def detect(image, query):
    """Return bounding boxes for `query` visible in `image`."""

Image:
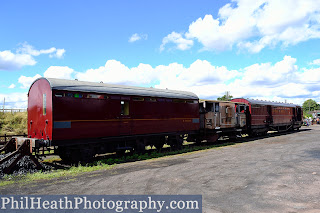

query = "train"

[27,78,303,163]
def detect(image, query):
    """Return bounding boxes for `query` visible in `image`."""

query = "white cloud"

[75,59,239,100]
[17,66,74,90]
[129,33,148,43]
[0,50,36,70]
[298,67,320,83]
[0,43,66,71]
[240,55,298,86]
[8,84,15,89]
[18,43,66,59]
[16,56,320,106]
[49,49,66,59]
[155,60,238,92]
[160,32,194,51]
[18,43,55,56]
[44,66,74,79]
[161,0,320,52]
[75,60,157,86]
[63,57,320,104]
[0,93,28,109]
[309,59,320,65]
[18,74,42,89]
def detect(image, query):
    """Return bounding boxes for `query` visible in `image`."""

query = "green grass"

[0,112,27,135]
[0,162,114,187]
[0,141,236,187]
[90,141,236,166]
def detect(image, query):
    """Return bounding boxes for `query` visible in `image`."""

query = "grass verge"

[0,162,114,187]
[0,141,236,187]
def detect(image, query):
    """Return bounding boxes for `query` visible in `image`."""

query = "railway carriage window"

[173,99,186,103]
[74,93,83,98]
[166,99,173,102]
[121,96,130,101]
[43,94,46,115]
[66,93,73,98]
[215,103,219,112]
[121,101,129,116]
[239,105,245,112]
[133,97,144,101]
[86,94,102,99]
[110,96,121,100]
[87,94,97,98]
[157,98,165,102]
[145,98,156,102]
[205,102,214,112]
[187,100,197,104]
[55,93,64,97]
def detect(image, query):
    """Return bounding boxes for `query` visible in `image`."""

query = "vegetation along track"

[0,128,303,181]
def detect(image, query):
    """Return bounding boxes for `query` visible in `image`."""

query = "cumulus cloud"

[16,56,320,106]
[240,55,298,86]
[161,0,320,52]
[298,67,320,84]
[50,49,66,58]
[224,55,320,103]
[0,50,36,70]
[129,33,148,42]
[18,42,66,59]
[16,66,74,90]
[75,60,157,86]
[8,84,15,89]
[18,74,42,89]
[44,66,74,79]
[309,59,320,65]
[75,59,238,98]
[0,93,28,109]
[160,32,194,51]
[0,43,66,71]
[155,60,239,91]
[54,57,320,104]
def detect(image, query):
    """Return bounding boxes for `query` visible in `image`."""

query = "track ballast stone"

[0,153,52,178]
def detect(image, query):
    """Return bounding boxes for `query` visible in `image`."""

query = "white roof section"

[31,78,199,100]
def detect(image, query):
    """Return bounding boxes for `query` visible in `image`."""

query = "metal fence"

[1,108,27,113]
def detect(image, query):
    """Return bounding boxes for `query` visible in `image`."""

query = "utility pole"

[226,91,230,100]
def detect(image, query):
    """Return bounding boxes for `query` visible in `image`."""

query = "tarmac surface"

[1,125,320,212]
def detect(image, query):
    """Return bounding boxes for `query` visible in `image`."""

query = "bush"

[0,112,27,135]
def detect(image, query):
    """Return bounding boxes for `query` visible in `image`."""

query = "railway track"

[0,129,305,178]
[0,137,52,177]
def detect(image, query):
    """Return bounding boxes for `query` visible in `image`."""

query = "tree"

[217,92,233,101]
[302,99,319,114]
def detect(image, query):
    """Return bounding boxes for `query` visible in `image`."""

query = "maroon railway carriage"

[28,78,200,162]
[231,98,302,136]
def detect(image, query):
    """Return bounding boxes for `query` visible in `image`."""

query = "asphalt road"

[1,125,320,213]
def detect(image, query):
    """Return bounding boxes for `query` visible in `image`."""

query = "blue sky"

[1,0,320,108]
